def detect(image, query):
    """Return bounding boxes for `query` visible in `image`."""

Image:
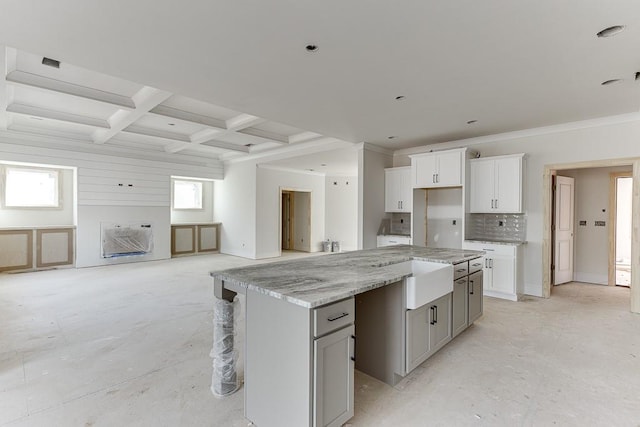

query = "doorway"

[610,173,632,287]
[280,189,311,253]
[543,159,639,314]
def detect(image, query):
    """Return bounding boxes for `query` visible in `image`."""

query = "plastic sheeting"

[101,223,153,258]
[211,297,239,397]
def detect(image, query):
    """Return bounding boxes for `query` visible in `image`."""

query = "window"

[4,167,60,208]
[173,179,203,209]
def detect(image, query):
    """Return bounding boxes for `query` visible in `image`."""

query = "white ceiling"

[1,1,640,173]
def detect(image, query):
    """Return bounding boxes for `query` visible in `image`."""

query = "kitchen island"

[211,245,484,427]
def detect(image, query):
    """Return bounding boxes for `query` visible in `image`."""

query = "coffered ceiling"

[1,1,640,166]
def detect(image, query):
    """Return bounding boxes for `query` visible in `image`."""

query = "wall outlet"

[498,220,504,227]
[452,219,456,225]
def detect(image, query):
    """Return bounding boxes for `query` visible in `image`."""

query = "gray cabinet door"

[314,325,354,427]
[452,277,468,337]
[406,304,430,372]
[429,294,452,352]
[468,271,483,323]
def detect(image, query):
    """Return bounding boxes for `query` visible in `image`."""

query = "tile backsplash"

[466,213,526,242]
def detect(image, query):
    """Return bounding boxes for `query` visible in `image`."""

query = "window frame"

[2,165,62,209]
[172,178,204,210]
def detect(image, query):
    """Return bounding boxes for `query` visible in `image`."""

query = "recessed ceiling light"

[601,79,622,85]
[244,143,254,147]
[307,168,315,171]
[168,123,175,126]
[321,163,327,166]
[597,25,625,38]
[395,96,406,101]
[466,120,478,124]
[305,44,318,52]
[387,136,397,139]
[30,116,44,120]
[42,57,60,68]
[635,72,640,81]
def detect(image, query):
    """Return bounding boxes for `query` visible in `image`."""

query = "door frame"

[609,172,633,286]
[542,158,640,313]
[278,187,312,256]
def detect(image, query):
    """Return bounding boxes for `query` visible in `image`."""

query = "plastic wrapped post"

[211,297,240,397]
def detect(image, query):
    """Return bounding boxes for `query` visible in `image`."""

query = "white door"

[554,175,575,285]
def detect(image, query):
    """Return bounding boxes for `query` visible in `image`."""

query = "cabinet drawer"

[463,241,517,257]
[314,298,355,338]
[469,257,484,274]
[453,261,468,280]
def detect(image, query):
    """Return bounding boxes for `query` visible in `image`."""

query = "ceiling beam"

[93,87,172,144]
[7,103,111,128]
[165,138,250,154]
[0,46,16,130]
[288,131,323,144]
[148,105,227,129]
[6,69,135,109]
[122,124,190,142]
[225,113,265,131]
[238,127,289,144]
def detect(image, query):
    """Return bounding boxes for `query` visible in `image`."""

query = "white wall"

[425,187,463,249]
[393,118,640,297]
[0,163,75,227]
[255,166,325,258]
[563,166,632,285]
[358,146,393,249]
[214,160,257,258]
[325,176,358,251]
[0,132,223,268]
[170,178,214,224]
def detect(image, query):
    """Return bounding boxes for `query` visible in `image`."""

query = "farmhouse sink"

[404,260,454,309]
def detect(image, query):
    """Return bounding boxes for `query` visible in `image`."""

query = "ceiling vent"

[42,57,60,68]
[601,79,622,86]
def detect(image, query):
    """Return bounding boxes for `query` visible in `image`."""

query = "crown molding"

[393,112,640,157]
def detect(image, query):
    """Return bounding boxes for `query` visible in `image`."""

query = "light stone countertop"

[464,239,526,246]
[211,245,484,308]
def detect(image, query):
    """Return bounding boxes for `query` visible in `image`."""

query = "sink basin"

[404,261,453,309]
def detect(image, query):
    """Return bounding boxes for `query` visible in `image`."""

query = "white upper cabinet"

[411,149,464,188]
[385,167,412,212]
[469,154,524,213]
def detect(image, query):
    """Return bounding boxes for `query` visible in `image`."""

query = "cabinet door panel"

[468,271,483,323]
[452,277,468,337]
[495,157,522,213]
[399,168,412,212]
[384,169,400,212]
[314,325,354,427]
[436,151,462,186]
[413,155,438,188]
[489,255,515,294]
[430,294,452,352]
[469,160,495,213]
[406,305,430,372]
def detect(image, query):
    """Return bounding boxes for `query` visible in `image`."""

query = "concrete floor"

[1,254,639,426]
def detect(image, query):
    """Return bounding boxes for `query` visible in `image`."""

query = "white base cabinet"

[377,235,412,247]
[463,241,523,301]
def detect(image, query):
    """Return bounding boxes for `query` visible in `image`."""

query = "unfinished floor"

[1,254,639,426]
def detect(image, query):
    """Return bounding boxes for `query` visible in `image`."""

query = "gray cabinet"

[452,276,468,337]
[468,271,483,323]
[406,303,430,372]
[429,293,452,352]
[314,325,355,427]
[405,293,451,372]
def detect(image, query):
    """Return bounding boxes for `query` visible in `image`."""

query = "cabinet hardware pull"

[470,280,474,295]
[327,312,349,322]
[484,259,488,268]
[434,305,438,324]
[472,262,481,267]
[490,259,494,268]
[495,199,498,209]
[456,268,466,272]
[429,306,435,325]
[351,335,356,362]
[436,173,439,183]
[457,279,466,284]
[432,174,436,183]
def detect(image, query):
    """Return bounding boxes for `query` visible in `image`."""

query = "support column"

[211,279,239,397]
